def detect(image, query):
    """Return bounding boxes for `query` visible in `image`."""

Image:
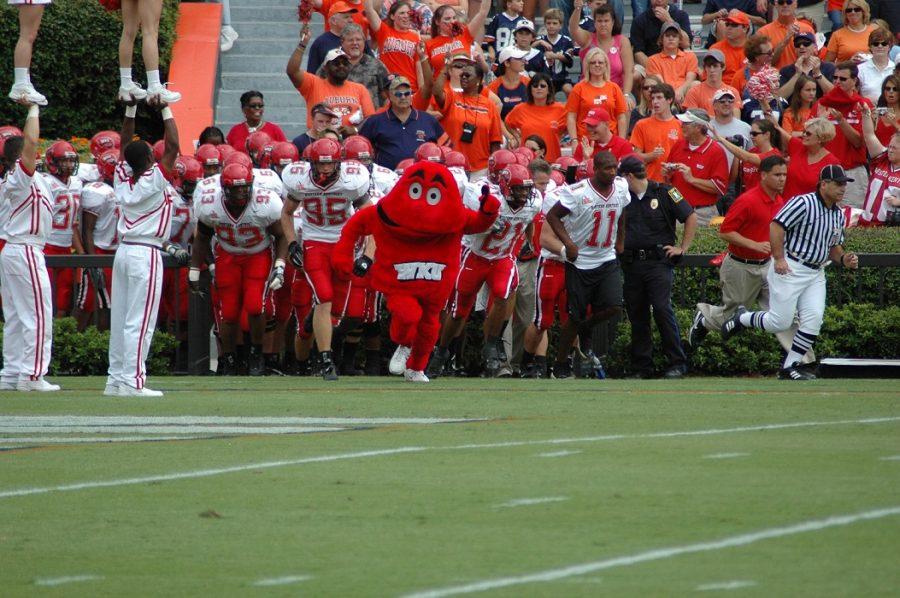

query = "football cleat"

[687,310,708,348]
[777,362,817,381]
[117,80,148,102]
[721,305,747,342]
[17,378,60,392]
[147,83,181,104]
[389,345,411,375]
[426,346,449,379]
[119,386,164,397]
[0,380,18,391]
[8,82,47,106]
[103,383,120,396]
[404,369,430,383]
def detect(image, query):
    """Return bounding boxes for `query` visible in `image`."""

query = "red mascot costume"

[333,162,500,380]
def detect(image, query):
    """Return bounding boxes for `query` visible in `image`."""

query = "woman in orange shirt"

[825,0,877,64]
[425,3,489,75]
[565,47,628,147]
[506,73,569,162]
[364,0,421,91]
[782,74,817,136]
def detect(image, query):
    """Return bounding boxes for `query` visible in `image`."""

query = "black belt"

[729,254,770,266]
[625,248,662,261]
[787,253,823,270]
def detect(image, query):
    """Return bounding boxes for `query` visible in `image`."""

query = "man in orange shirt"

[646,23,699,105]
[629,82,682,183]
[709,10,750,86]
[287,36,375,133]
[758,0,815,70]
[683,50,741,117]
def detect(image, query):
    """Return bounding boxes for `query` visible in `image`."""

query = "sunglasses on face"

[247,103,264,109]
[794,41,812,48]
[871,41,890,47]
[532,83,549,88]
[775,0,793,5]
[845,6,862,13]
[642,85,655,90]
[393,90,413,97]
[750,130,764,136]
[833,75,852,82]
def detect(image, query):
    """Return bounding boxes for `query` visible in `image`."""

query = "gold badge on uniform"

[668,187,684,203]
[650,198,659,209]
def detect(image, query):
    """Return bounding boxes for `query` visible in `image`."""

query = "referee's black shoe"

[721,306,747,342]
[778,362,817,380]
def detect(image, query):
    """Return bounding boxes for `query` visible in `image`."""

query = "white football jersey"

[554,176,630,269]
[463,188,541,260]
[539,185,563,262]
[42,173,82,248]
[195,186,283,255]
[80,181,119,251]
[282,161,370,243]
[77,162,100,184]
[1,161,53,246]
[370,163,399,198]
[114,162,176,248]
[448,166,468,196]
[169,194,194,250]
[253,168,284,197]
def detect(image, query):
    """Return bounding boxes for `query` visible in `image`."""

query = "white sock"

[120,67,133,87]
[14,68,29,86]
[147,70,161,87]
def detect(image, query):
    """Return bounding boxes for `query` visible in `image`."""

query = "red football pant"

[43,243,75,313]
[450,250,519,320]
[214,248,272,322]
[267,262,296,324]
[387,293,443,372]
[291,267,314,339]
[533,258,568,330]
[160,266,189,322]
[76,247,115,312]
[303,240,351,316]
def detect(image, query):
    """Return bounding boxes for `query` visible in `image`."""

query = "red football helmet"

[343,135,374,164]
[217,144,236,162]
[549,169,565,187]
[396,158,414,174]
[514,146,535,162]
[246,131,273,166]
[0,125,23,140]
[488,149,517,182]
[90,130,121,159]
[175,155,203,195]
[577,158,594,181]
[95,149,119,183]
[195,143,222,177]
[439,145,453,161]
[444,151,469,171]
[552,156,579,172]
[498,163,534,207]
[223,150,253,170]
[151,140,166,163]
[221,163,254,209]
[308,138,342,186]
[415,142,443,163]
[45,140,79,179]
[267,142,299,171]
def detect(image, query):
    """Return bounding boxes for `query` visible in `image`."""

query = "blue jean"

[827,9,842,31]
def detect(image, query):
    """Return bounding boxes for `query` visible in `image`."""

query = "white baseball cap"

[498,46,528,63]
[323,48,349,65]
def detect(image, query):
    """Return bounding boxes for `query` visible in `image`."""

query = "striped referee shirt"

[773,191,846,267]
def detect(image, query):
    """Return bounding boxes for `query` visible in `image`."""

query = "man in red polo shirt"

[664,109,728,225]
[573,107,634,163]
[687,155,813,363]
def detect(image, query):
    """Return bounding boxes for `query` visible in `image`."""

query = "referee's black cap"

[819,164,854,183]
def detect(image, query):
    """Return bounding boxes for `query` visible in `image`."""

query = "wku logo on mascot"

[333,161,500,380]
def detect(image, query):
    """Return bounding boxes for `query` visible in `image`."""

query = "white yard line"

[0,436,212,444]
[34,575,102,587]
[880,455,900,461]
[702,453,750,460]
[252,575,313,586]
[401,506,900,598]
[536,450,582,458]
[696,580,757,591]
[1,416,897,500]
[495,497,569,508]
[0,416,483,426]
[0,425,344,435]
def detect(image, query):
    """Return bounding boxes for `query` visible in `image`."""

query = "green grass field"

[1,377,899,597]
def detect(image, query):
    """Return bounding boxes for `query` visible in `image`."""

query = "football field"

[1,377,899,596]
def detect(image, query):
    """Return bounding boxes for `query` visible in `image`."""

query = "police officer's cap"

[617,154,647,177]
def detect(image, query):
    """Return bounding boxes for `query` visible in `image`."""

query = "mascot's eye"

[409,182,423,199]
[426,187,442,205]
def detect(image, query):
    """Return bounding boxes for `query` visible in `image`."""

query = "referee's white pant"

[107,243,163,391]
[0,243,52,384]
[762,258,826,335]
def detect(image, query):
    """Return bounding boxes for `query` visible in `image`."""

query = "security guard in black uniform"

[617,155,698,379]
